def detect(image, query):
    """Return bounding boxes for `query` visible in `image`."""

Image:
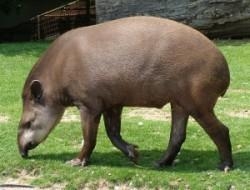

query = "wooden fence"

[30,0,95,40]
[0,0,95,42]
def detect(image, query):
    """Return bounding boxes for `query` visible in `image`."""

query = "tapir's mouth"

[19,142,38,158]
[20,148,28,158]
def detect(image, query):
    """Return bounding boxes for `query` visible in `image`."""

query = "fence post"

[86,0,90,25]
[37,15,41,40]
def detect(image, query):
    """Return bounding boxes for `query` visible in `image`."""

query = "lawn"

[0,40,250,190]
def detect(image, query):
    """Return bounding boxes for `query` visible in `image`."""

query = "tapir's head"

[18,80,65,158]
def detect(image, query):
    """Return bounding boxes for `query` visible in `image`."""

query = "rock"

[96,0,250,38]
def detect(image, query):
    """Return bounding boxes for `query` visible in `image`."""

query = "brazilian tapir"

[17,16,233,170]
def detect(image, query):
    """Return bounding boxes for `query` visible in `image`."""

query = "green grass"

[0,40,250,189]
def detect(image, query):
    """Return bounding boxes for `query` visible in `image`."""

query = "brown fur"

[18,16,232,170]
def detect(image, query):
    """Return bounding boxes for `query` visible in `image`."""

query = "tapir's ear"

[30,80,43,101]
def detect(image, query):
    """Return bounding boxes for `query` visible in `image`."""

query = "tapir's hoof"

[154,161,164,168]
[218,161,233,172]
[154,160,173,168]
[66,158,88,167]
[127,145,139,164]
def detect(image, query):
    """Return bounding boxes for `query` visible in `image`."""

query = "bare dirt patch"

[227,109,250,118]
[0,114,9,123]
[228,89,250,94]
[61,107,171,122]
[0,170,37,189]
[125,107,171,121]
[82,179,149,190]
[61,109,80,123]
[0,169,66,190]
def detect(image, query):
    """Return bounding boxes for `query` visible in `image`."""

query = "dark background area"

[0,0,95,42]
[0,0,72,28]
[1,0,250,42]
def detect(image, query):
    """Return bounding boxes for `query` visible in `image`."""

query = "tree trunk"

[95,0,250,38]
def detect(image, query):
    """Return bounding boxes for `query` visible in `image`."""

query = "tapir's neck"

[58,88,74,107]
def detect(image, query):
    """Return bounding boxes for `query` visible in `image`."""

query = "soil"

[0,115,9,123]
[125,107,171,121]
[61,110,80,122]
[227,110,250,118]
[61,107,171,123]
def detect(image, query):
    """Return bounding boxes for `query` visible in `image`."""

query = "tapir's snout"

[19,147,28,158]
[18,128,39,159]
[18,139,29,158]
[19,141,39,158]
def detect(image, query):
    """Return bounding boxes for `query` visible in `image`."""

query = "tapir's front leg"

[103,107,139,163]
[67,106,101,166]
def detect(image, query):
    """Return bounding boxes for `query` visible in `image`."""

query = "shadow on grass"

[0,41,50,57]
[29,149,250,172]
[215,39,250,47]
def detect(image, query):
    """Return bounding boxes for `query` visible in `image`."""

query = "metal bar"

[37,16,40,40]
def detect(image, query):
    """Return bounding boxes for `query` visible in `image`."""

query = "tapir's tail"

[219,52,230,98]
[220,66,230,97]
[220,88,228,97]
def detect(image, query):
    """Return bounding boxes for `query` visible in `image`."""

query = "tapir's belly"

[95,76,172,108]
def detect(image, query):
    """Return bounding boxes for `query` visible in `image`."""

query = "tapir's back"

[60,16,228,106]
[28,16,229,107]
[60,16,226,80]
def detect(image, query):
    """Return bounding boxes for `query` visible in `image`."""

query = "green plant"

[0,40,249,189]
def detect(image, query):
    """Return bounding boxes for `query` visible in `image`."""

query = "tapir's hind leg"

[156,103,189,167]
[178,82,233,170]
[103,106,139,163]
[192,111,233,170]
